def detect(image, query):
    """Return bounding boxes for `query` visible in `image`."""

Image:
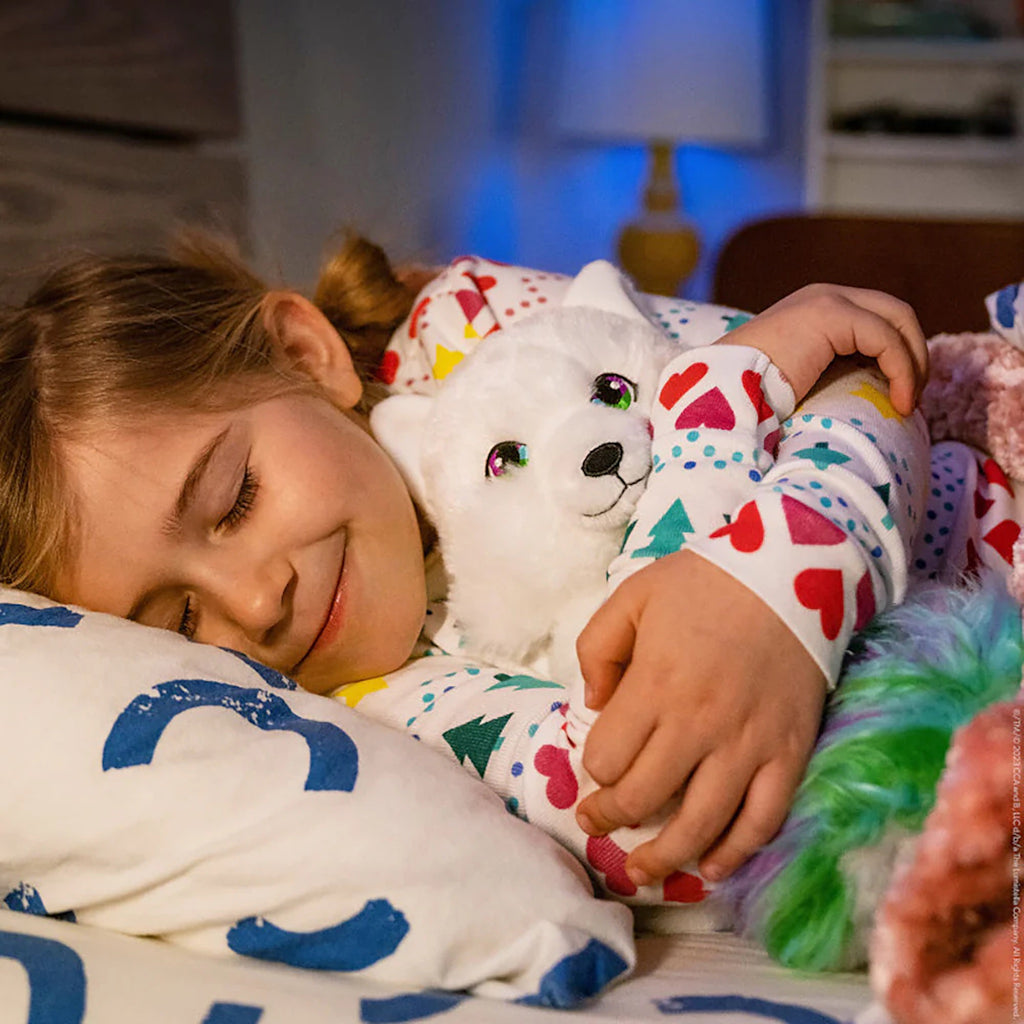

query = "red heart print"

[742,370,773,423]
[975,490,995,520]
[659,362,708,410]
[470,273,496,292]
[585,835,636,897]
[982,457,1014,494]
[983,519,1020,565]
[709,501,764,553]
[377,349,399,385]
[794,568,845,640]
[854,571,876,630]
[675,388,736,431]
[763,428,781,458]
[534,745,579,810]
[455,288,485,322]
[662,871,708,903]
[782,495,846,545]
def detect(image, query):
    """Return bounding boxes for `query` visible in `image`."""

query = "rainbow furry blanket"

[724,572,1021,970]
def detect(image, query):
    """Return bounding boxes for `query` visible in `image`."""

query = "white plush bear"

[371,260,676,680]
[370,260,732,928]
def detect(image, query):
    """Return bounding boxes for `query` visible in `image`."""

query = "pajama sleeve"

[609,347,931,688]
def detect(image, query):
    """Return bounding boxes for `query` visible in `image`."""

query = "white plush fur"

[371,261,677,674]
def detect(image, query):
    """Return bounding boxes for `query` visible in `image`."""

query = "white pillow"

[0,589,634,1005]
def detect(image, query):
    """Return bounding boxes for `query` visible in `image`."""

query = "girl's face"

[53,296,428,694]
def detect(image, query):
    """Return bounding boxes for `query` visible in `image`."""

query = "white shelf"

[825,131,1024,163]
[806,1,1024,217]
[828,36,1024,65]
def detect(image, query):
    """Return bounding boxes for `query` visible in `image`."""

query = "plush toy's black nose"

[581,441,623,478]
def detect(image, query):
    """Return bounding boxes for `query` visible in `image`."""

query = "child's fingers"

[847,311,920,415]
[819,298,920,415]
[830,286,929,400]
[623,754,750,885]
[576,595,636,711]
[578,679,657,790]
[578,719,701,835]
[697,758,801,881]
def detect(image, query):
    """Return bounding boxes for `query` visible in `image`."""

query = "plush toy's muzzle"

[540,399,653,527]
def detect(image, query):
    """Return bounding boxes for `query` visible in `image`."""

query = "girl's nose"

[203,554,294,647]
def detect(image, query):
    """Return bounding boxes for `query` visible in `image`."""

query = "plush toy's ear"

[369,394,433,512]
[561,259,655,325]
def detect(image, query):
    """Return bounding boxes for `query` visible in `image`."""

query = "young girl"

[0,234,1009,892]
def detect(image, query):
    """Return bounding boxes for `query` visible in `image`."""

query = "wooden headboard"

[0,0,246,300]
[712,214,1024,337]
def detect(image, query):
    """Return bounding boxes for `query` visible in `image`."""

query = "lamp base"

[616,140,700,298]
[618,214,699,298]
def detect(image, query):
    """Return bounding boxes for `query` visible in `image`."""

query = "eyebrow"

[162,427,232,536]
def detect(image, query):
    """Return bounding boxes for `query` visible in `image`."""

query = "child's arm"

[575,288,931,887]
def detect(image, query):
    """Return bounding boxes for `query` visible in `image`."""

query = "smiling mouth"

[583,470,650,519]
[300,543,349,667]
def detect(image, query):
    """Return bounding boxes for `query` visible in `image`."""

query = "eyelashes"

[178,597,197,639]
[176,463,259,639]
[218,465,259,531]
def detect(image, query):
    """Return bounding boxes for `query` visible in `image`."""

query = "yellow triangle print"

[464,322,480,340]
[433,344,465,380]
[851,381,902,420]
[334,676,388,708]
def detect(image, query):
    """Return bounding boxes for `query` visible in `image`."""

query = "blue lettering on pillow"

[516,939,630,1008]
[359,991,465,1023]
[201,1004,264,1024]
[0,930,86,1024]
[227,899,409,971]
[102,679,358,792]
[654,993,844,1023]
[3,883,76,923]
[0,604,82,628]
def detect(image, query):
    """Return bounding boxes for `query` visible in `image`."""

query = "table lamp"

[556,0,768,296]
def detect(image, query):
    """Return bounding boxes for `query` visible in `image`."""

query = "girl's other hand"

[717,283,928,415]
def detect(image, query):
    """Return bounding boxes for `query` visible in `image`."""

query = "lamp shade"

[556,0,769,145]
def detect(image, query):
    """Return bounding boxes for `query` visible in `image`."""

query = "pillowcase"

[0,588,634,1006]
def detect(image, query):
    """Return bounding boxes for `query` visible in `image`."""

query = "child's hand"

[717,284,928,415]
[575,550,827,885]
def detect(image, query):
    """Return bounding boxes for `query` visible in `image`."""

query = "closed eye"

[218,465,259,531]
[177,596,197,639]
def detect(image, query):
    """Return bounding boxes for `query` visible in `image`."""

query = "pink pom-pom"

[870,698,1021,1024]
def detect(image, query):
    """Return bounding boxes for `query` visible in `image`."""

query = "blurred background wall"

[238,0,811,299]
[1,0,1020,302]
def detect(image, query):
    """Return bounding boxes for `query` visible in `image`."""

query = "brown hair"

[0,231,415,595]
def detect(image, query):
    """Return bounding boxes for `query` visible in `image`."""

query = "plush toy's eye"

[591,373,637,411]
[485,441,529,478]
